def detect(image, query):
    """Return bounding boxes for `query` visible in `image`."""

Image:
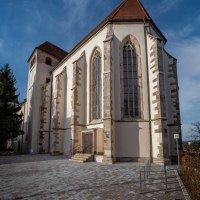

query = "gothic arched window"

[91,49,102,120]
[122,39,141,118]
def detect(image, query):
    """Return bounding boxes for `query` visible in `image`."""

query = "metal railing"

[139,161,177,194]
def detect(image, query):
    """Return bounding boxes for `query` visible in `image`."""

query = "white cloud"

[165,24,194,41]
[167,38,200,137]
[175,39,200,112]
[62,0,91,28]
[153,0,182,14]
[165,13,200,41]
[172,38,200,77]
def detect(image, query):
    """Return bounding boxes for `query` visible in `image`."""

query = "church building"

[18,0,181,163]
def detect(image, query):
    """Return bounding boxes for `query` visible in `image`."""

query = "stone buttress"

[102,25,115,163]
[147,33,169,163]
[71,53,86,154]
[52,68,66,154]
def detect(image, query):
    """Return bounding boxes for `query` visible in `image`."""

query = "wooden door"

[84,133,93,154]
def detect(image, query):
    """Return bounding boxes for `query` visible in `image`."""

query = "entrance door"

[84,133,93,154]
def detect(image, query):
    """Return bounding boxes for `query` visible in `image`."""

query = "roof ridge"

[109,0,129,19]
[37,41,68,54]
[28,41,68,62]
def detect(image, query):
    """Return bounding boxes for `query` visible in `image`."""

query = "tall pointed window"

[122,40,140,118]
[91,50,102,120]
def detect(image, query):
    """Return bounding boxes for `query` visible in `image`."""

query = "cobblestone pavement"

[0,155,186,200]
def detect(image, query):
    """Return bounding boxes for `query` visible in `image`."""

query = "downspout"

[48,72,53,153]
[143,19,153,163]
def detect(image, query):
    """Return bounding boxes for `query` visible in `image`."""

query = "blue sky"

[0,0,200,140]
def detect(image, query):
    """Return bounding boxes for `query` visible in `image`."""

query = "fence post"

[164,165,168,193]
[144,166,146,184]
[140,170,142,193]
[147,163,148,179]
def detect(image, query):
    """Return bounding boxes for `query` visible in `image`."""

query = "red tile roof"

[107,0,151,20]
[28,41,68,62]
[53,0,166,71]
[37,41,68,60]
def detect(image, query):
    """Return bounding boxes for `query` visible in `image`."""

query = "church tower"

[25,42,67,154]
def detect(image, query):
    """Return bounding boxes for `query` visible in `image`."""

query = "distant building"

[18,0,181,163]
[13,99,27,153]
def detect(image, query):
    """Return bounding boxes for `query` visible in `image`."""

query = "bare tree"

[189,121,200,141]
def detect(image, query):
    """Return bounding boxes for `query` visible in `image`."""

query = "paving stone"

[0,155,187,200]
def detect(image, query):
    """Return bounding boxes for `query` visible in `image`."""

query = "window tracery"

[91,49,102,120]
[122,39,140,118]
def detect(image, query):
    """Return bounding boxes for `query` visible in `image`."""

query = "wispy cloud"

[167,38,200,139]
[166,24,194,41]
[165,14,200,41]
[172,38,200,77]
[153,0,182,15]
[62,0,91,28]
[175,38,200,110]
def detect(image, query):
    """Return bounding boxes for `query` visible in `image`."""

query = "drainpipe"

[48,72,53,153]
[144,19,153,163]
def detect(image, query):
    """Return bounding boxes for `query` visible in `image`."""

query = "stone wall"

[165,53,182,159]
[147,33,169,162]
[39,81,51,153]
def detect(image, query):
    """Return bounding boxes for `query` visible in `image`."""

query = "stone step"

[69,159,85,163]
[71,156,87,161]
[70,154,94,163]
[74,153,92,156]
[73,155,91,159]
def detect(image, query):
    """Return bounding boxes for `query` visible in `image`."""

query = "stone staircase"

[69,154,94,163]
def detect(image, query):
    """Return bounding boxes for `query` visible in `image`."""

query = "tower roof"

[28,41,68,62]
[37,41,68,60]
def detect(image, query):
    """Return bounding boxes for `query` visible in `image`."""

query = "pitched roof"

[107,0,151,20]
[37,41,68,60]
[53,0,166,70]
[28,41,68,62]
[72,0,153,52]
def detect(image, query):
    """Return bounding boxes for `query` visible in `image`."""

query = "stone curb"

[175,170,191,200]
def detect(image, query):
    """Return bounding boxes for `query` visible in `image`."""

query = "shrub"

[179,151,200,200]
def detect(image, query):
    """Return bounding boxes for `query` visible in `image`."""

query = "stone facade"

[39,80,51,153]
[19,0,181,164]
